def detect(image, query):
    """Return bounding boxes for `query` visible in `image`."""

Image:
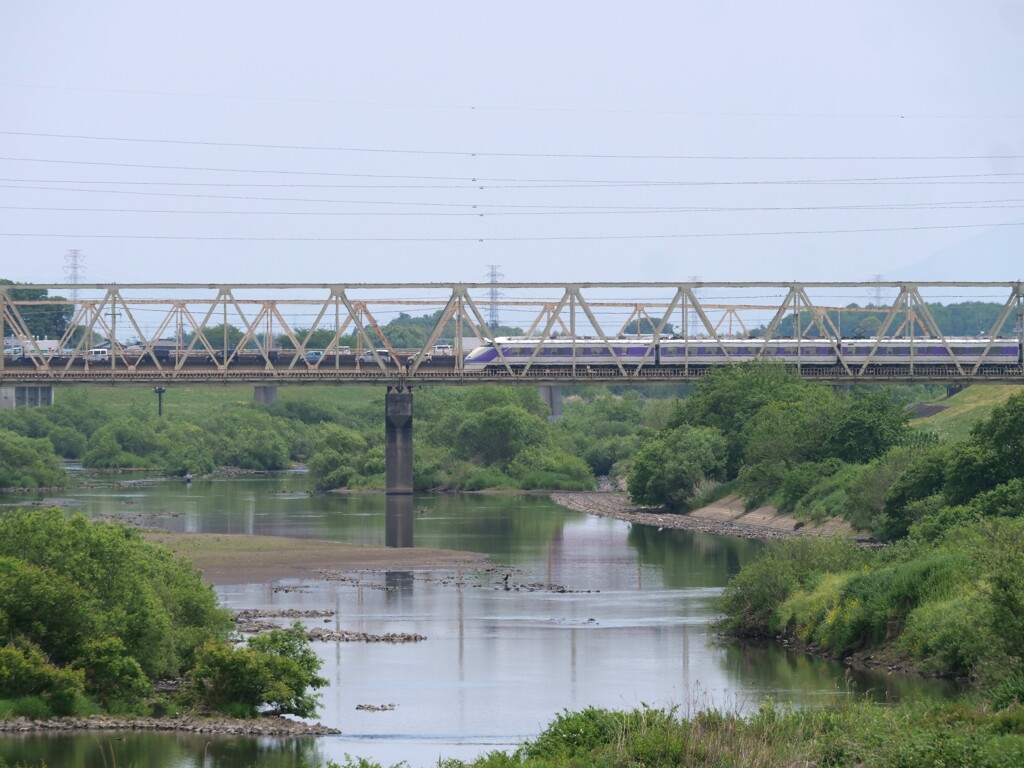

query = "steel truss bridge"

[2,281,1023,386]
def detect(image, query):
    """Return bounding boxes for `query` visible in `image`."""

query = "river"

[0,473,959,767]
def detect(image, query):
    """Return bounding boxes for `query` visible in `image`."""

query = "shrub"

[715,556,798,637]
[72,637,151,709]
[897,594,990,676]
[717,538,867,639]
[187,625,327,718]
[0,642,85,716]
[0,430,64,488]
[823,551,972,654]
[777,572,851,646]
[628,425,728,509]
[519,707,622,760]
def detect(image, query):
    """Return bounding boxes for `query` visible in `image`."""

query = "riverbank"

[0,714,339,735]
[550,491,855,541]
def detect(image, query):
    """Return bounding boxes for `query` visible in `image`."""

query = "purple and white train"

[463,337,1023,371]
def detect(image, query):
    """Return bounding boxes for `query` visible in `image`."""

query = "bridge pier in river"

[385,386,414,547]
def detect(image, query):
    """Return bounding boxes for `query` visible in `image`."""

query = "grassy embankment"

[911,383,1020,441]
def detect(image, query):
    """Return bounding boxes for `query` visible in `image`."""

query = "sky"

[1,1,1023,288]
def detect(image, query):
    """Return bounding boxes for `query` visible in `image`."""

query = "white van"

[86,348,110,363]
[358,349,392,364]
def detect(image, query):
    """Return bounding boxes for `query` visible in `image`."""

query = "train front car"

[463,341,499,371]
[463,337,656,371]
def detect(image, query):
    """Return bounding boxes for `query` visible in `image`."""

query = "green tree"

[0,509,231,682]
[627,425,728,508]
[307,424,367,489]
[671,364,811,474]
[825,389,909,463]
[456,405,547,464]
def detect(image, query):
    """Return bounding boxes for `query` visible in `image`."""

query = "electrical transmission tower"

[486,265,503,328]
[870,274,883,307]
[63,249,85,302]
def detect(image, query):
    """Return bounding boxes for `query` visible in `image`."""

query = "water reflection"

[717,639,965,704]
[0,733,325,768]
[385,493,414,547]
[386,570,414,594]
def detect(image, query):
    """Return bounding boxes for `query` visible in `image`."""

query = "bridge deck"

[1,364,1021,386]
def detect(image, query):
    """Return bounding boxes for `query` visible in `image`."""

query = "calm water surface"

[0,473,959,767]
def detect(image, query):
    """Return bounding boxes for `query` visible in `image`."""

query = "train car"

[658,338,838,365]
[463,336,1023,372]
[841,339,1021,366]
[463,338,654,370]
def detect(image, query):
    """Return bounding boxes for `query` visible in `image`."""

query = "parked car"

[305,350,324,363]
[358,349,392,364]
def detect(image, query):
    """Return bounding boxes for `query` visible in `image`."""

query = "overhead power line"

[2,158,1023,188]
[4,200,1024,216]
[2,221,1023,242]
[8,183,1024,213]
[2,130,1023,161]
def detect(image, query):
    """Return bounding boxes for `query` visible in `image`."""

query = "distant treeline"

[769,301,1020,339]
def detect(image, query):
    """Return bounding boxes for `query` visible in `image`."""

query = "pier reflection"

[385,493,414,548]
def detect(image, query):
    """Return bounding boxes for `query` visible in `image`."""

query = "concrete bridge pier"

[253,385,278,404]
[539,385,563,421]
[0,385,53,409]
[385,385,414,547]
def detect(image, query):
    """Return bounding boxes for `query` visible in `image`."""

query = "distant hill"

[885,223,1024,282]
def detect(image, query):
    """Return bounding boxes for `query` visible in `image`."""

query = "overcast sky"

[1,1,1022,287]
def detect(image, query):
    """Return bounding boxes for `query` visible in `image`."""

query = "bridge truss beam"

[1,281,1022,386]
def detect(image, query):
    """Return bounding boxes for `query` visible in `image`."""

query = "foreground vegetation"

[3,699,1023,767]
[457,702,1024,768]
[0,508,326,720]
[710,381,1024,695]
